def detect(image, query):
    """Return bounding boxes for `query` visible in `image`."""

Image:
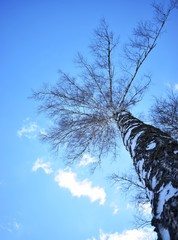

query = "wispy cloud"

[126,203,134,210]
[89,228,156,240]
[164,82,178,91]
[14,222,21,231]
[17,118,46,139]
[126,202,151,216]
[174,83,178,90]
[55,169,106,205]
[110,202,119,215]
[17,122,38,138]
[0,220,22,233]
[78,154,96,167]
[32,158,53,174]
[138,202,152,215]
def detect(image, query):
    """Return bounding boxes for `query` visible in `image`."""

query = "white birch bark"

[115,111,178,240]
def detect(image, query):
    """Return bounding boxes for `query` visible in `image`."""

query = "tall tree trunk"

[115,111,178,240]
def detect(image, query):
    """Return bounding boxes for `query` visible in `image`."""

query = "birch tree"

[110,89,178,229]
[32,1,178,239]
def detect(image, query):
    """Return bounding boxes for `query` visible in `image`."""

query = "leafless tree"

[32,2,174,164]
[32,1,178,239]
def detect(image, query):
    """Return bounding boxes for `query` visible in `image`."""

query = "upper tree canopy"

[150,90,178,140]
[32,1,178,164]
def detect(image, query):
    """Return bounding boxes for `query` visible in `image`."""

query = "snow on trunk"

[115,111,178,240]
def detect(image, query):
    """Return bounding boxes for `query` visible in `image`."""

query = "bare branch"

[109,169,152,229]
[150,89,178,139]
[119,1,176,109]
[90,18,120,109]
[32,1,176,163]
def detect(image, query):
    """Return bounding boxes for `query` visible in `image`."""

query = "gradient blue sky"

[1,0,178,239]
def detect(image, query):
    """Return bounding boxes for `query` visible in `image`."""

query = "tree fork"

[115,111,178,240]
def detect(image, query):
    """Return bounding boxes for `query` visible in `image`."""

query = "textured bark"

[115,111,178,240]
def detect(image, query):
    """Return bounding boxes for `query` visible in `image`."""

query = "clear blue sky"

[1,0,178,239]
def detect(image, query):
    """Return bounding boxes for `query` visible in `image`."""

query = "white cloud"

[138,202,152,215]
[55,169,106,205]
[174,83,178,90]
[0,224,12,233]
[126,202,151,216]
[126,203,134,210]
[17,119,46,139]
[32,158,53,174]
[110,202,119,215]
[0,220,22,233]
[17,122,38,138]
[78,154,96,167]
[97,228,156,240]
[14,222,21,231]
